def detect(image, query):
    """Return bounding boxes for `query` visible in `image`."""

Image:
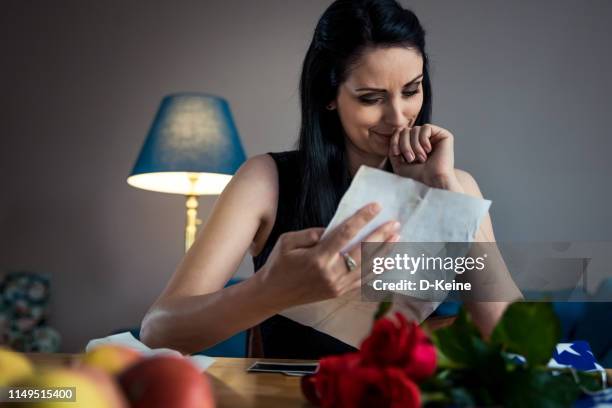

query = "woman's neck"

[345,139,387,177]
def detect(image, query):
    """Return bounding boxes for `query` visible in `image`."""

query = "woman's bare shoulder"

[235,154,278,190]
[454,168,483,198]
[233,154,279,255]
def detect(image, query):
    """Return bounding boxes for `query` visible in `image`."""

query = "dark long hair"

[297,0,432,229]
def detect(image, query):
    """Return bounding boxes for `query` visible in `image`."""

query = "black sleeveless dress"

[252,151,357,359]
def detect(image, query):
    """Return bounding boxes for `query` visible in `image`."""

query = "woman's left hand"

[387,124,458,188]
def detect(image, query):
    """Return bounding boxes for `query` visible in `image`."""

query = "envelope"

[280,166,491,347]
[85,332,215,372]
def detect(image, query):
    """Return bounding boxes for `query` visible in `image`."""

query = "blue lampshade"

[127,93,246,195]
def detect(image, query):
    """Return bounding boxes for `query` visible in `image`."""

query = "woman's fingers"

[340,220,400,267]
[319,202,381,255]
[427,124,453,145]
[360,232,401,285]
[399,128,415,162]
[340,233,400,296]
[390,128,402,156]
[337,272,363,295]
[400,126,431,163]
[410,127,427,163]
[419,124,433,153]
[282,227,325,249]
[364,220,400,244]
[395,124,441,164]
[333,221,400,293]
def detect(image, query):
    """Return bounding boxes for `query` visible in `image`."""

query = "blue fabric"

[550,279,612,368]
[575,388,612,408]
[551,341,600,371]
[130,94,246,177]
[555,302,612,368]
[431,301,462,317]
[549,341,610,408]
[505,340,609,407]
[552,341,610,408]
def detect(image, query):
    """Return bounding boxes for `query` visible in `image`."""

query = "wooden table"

[24,317,458,407]
[26,348,612,407]
[28,317,454,408]
[206,357,313,407]
[26,354,313,407]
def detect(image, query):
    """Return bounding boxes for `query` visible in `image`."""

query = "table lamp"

[127,93,246,252]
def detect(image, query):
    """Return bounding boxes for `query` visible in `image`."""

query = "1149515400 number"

[0,387,75,402]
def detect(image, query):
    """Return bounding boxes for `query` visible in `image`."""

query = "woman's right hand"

[256,202,400,310]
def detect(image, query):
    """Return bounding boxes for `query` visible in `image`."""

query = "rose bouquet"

[301,311,436,407]
[301,302,607,407]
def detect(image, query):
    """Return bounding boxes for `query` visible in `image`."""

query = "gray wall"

[1,0,610,352]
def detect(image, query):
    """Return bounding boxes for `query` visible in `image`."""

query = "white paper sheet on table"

[85,332,215,372]
[280,166,491,348]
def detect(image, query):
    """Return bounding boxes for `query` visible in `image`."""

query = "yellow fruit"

[80,345,142,375]
[15,366,128,408]
[0,347,34,386]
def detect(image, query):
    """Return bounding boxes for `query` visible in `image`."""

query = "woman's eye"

[359,97,383,105]
[359,90,419,105]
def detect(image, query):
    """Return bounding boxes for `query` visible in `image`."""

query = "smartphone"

[247,361,319,376]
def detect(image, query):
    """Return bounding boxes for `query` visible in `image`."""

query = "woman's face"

[334,46,424,161]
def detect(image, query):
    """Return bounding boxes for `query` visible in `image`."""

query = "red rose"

[360,312,436,381]
[301,313,435,407]
[303,355,420,408]
[301,374,320,406]
[336,366,420,408]
[404,324,437,382]
[303,353,361,407]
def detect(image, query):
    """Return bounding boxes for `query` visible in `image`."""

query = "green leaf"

[448,387,476,407]
[373,300,392,320]
[429,308,489,367]
[426,303,580,407]
[491,303,561,366]
[434,347,461,370]
[575,370,605,393]
[504,369,581,408]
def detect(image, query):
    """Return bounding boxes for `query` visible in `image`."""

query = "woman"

[140,0,510,358]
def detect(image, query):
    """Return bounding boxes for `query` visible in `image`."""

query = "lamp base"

[185,195,201,252]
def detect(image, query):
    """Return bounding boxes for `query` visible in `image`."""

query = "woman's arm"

[446,169,522,338]
[140,155,400,354]
[140,154,282,353]
[387,125,521,337]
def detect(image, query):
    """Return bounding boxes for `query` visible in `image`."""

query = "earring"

[326,104,335,110]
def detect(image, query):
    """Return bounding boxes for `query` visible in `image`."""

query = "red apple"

[118,355,215,408]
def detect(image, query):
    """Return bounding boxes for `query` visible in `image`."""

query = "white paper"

[280,166,491,348]
[85,332,215,372]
